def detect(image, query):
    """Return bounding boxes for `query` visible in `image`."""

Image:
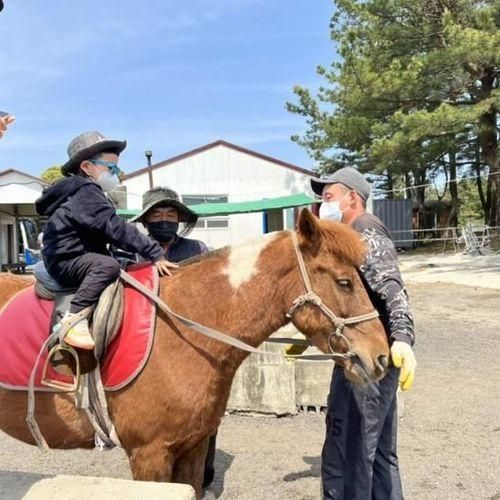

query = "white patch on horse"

[223,233,278,290]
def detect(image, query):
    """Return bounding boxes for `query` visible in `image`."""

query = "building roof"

[118,192,314,218]
[0,168,47,186]
[122,140,317,180]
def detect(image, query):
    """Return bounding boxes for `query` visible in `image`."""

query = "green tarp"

[118,192,315,218]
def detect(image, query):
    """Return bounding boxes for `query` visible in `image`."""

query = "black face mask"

[147,221,179,243]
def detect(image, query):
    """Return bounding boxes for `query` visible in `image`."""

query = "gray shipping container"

[372,199,413,249]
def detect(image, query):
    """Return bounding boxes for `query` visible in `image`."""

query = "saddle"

[32,261,125,378]
[0,263,158,393]
[9,263,157,451]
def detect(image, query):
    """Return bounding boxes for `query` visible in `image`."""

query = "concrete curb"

[0,472,195,500]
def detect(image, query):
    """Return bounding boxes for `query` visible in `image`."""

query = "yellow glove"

[285,343,308,357]
[284,332,309,358]
[391,341,416,391]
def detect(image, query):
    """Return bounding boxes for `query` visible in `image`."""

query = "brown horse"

[0,210,389,497]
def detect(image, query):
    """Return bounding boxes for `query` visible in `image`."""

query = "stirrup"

[41,344,81,392]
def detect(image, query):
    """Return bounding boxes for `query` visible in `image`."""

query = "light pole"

[145,150,153,189]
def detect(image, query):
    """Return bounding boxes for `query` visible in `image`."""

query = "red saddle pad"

[0,264,158,392]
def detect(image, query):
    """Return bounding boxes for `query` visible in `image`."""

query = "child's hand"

[155,258,178,276]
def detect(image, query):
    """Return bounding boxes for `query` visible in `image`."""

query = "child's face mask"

[95,170,120,192]
[87,158,121,193]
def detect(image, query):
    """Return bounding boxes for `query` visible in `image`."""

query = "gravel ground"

[1,282,499,499]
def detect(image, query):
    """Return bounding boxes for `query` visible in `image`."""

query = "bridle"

[286,231,379,361]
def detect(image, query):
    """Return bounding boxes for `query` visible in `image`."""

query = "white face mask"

[95,170,120,192]
[319,200,343,221]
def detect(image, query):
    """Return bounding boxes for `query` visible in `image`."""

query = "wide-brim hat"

[130,186,198,225]
[61,130,127,176]
[310,167,371,201]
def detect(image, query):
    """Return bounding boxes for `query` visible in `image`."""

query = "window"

[183,194,229,229]
[207,219,228,228]
[183,194,228,206]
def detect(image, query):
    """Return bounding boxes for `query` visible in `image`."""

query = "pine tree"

[288,0,500,225]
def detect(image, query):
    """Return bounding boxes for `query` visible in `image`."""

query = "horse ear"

[297,208,321,254]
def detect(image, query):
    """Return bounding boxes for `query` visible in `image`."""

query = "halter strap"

[287,231,379,357]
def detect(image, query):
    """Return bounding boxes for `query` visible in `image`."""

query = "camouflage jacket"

[352,213,415,346]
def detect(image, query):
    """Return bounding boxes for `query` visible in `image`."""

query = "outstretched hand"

[0,115,15,139]
[155,258,179,276]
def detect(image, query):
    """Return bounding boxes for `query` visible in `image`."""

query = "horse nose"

[377,354,389,371]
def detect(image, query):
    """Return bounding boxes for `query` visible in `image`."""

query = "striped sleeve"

[359,228,415,346]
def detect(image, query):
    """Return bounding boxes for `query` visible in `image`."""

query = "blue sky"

[0,0,336,177]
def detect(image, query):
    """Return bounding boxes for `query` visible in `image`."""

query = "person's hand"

[154,258,178,276]
[391,341,416,391]
[0,115,15,139]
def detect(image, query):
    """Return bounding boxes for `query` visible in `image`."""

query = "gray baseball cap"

[310,167,371,201]
[61,131,127,176]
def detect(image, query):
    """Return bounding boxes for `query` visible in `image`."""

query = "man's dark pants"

[46,252,121,313]
[321,365,403,500]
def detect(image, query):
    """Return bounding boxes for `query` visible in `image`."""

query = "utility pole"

[145,150,153,189]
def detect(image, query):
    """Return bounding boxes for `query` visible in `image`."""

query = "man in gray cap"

[310,167,416,499]
[36,131,176,350]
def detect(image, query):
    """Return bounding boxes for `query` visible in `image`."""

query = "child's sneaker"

[56,312,95,350]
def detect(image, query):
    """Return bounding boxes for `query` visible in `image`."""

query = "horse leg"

[128,439,175,482]
[172,437,210,499]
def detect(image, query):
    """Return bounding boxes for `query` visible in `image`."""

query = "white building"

[122,140,317,248]
[0,169,47,267]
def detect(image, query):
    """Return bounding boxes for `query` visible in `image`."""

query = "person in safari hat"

[131,186,208,261]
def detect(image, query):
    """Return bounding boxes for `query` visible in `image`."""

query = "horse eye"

[336,279,352,289]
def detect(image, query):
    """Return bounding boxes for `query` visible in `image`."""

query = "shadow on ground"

[0,470,54,500]
[283,455,321,482]
[211,449,235,498]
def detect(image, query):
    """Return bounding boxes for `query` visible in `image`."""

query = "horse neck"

[161,231,302,371]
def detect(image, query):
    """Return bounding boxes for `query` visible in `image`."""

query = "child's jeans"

[46,253,121,314]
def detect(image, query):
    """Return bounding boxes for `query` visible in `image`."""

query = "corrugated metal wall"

[372,199,413,249]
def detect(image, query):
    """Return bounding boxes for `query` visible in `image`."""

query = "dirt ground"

[399,252,500,290]
[0,277,499,499]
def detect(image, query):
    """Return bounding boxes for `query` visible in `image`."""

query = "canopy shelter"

[0,169,47,217]
[0,186,45,215]
[118,192,315,219]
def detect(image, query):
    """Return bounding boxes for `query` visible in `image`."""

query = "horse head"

[288,209,390,384]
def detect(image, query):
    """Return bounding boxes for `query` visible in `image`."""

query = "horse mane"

[179,246,230,267]
[179,223,365,271]
[317,220,366,267]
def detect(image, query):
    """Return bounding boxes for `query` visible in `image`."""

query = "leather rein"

[120,231,379,362]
